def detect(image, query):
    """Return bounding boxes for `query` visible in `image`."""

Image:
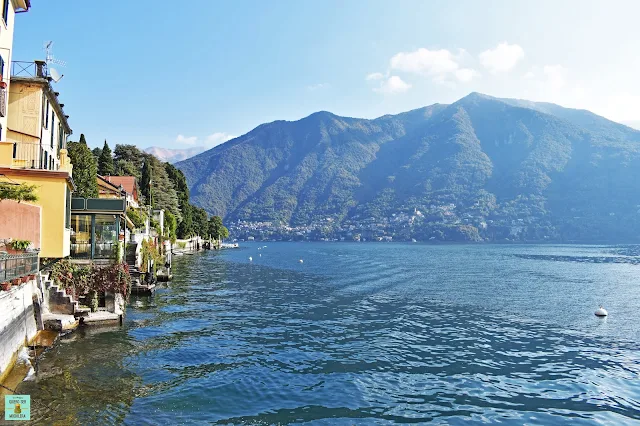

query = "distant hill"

[176,93,640,243]
[144,146,206,163]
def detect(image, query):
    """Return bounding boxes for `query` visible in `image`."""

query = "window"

[58,123,63,152]
[44,101,49,129]
[0,55,4,79]
[2,0,9,27]
[50,111,55,148]
[70,214,92,259]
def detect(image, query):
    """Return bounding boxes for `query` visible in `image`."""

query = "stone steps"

[44,280,80,316]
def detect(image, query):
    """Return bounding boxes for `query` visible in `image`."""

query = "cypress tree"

[68,139,99,198]
[141,158,152,204]
[98,140,115,176]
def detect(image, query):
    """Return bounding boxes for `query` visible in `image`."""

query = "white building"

[0,0,30,140]
[7,62,72,171]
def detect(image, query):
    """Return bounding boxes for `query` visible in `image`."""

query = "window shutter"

[2,1,9,26]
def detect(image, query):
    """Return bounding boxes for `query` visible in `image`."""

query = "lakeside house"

[104,175,139,208]
[1,58,74,259]
[70,175,141,263]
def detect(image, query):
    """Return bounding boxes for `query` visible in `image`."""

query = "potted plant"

[1,282,10,291]
[11,278,21,286]
[10,240,31,253]
[28,274,36,281]
[20,275,29,283]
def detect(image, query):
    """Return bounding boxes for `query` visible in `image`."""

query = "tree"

[91,147,102,161]
[98,140,115,176]
[0,183,38,202]
[208,215,228,240]
[192,207,209,237]
[177,203,193,238]
[67,140,99,198]
[115,159,138,177]
[165,210,177,243]
[113,144,145,178]
[140,158,152,204]
[147,156,181,221]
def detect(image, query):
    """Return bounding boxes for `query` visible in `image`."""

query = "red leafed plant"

[51,260,132,301]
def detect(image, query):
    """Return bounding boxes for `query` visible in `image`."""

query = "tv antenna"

[44,41,65,82]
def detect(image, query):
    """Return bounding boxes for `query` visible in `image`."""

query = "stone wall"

[0,280,40,383]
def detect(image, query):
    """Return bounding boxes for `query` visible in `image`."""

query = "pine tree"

[98,140,115,176]
[68,139,99,198]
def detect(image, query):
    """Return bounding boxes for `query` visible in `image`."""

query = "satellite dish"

[49,68,63,83]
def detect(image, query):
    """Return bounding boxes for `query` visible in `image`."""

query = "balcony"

[3,142,60,171]
[11,61,48,79]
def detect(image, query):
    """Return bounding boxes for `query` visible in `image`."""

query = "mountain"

[176,93,640,243]
[144,146,206,163]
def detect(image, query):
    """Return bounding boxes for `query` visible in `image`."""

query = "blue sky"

[13,0,640,150]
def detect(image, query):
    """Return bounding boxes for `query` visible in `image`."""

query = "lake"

[15,243,640,424]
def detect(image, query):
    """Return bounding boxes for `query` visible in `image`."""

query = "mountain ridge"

[176,93,640,242]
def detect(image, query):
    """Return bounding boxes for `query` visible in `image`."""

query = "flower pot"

[1,282,10,291]
[28,274,36,281]
[11,278,21,286]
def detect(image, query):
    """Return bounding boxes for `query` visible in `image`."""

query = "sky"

[13,0,640,150]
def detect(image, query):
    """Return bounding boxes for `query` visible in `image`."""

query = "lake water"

[14,243,640,424]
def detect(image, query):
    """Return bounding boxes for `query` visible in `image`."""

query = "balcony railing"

[0,252,39,283]
[10,142,59,170]
[11,61,48,79]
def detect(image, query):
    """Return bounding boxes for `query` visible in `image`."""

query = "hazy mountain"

[176,93,640,242]
[144,146,206,163]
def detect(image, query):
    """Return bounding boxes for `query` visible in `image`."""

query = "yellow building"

[0,61,74,258]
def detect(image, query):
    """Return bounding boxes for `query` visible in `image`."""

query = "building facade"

[0,56,74,258]
[0,0,31,141]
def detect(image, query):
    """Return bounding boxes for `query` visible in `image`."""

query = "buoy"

[595,306,608,317]
[299,259,304,263]
[248,256,253,262]
[259,254,262,257]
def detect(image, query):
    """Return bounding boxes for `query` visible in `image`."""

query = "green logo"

[4,395,30,421]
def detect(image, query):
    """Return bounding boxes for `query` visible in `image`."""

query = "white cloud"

[479,42,524,73]
[307,83,330,91]
[175,134,197,145]
[365,72,385,81]
[523,71,535,79]
[206,132,236,147]
[175,132,235,147]
[543,65,567,90]
[391,48,459,75]
[388,47,477,84]
[373,75,411,94]
[455,68,478,83]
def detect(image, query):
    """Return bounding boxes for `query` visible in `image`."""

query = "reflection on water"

[12,244,640,424]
